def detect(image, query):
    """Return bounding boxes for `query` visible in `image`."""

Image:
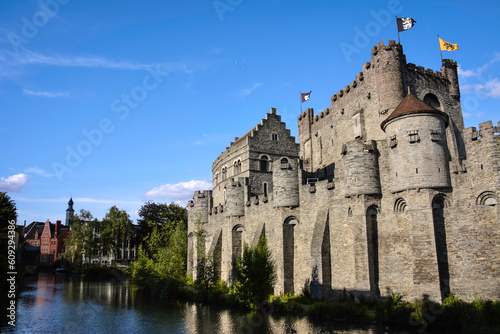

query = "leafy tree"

[101,206,133,261]
[137,201,187,254]
[64,210,100,265]
[0,192,17,235]
[232,236,277,305]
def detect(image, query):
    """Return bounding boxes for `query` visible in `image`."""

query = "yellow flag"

[439,37,459,51]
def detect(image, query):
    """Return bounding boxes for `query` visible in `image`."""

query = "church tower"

[65,197,74,227]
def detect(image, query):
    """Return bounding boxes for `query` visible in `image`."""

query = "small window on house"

[260,156,269,172]
[408,130,420,143]
[280,158,289,169]
[263,182,268,197]
[430,130,441,142]
[390,135,398,148]
[272,133,278,141]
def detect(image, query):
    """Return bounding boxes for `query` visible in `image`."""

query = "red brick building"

[24,220,70,266]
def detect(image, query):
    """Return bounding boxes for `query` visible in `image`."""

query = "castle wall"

[188,40,499,303]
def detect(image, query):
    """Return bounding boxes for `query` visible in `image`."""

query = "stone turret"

[441,59,460,99]
[225,178,245,217]
[342,140,381,197]
[273,157,299,207]
[371,40,406,116]
[188,190,211,233]
[382,93,450,193]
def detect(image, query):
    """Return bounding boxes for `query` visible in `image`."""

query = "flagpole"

[396,16,400,44]
[438,34,443,63]
[300,92,302,114]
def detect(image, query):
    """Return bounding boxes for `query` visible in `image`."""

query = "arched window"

[280,157,289,170]
[232,225,244,260]
[234,159,241,175]
[283,217,298,294]
[432,194,450,301]
[366,205,380,298]
[222,167,227,181]
[260,155,269,172]
[423,93,442,110]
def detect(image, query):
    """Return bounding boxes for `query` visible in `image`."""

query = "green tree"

[232,236,277,305]
[0,192,17,235]
[64,210,100,265]
[101,206,132,261]
[137,201,187,254]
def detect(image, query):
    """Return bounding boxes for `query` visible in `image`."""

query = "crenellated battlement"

[463,120,500,143]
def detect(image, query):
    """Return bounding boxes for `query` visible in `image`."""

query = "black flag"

[397,17,416,32]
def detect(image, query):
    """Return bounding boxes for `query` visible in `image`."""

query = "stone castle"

[187,40,499,302]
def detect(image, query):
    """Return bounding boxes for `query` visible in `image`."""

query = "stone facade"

[188,40,500,302]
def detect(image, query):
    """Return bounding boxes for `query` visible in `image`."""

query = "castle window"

[352,112,364,139]
[408,130,420,143]
[234,160,241,175]
[390,135,397,148]
[423,93,442,110]
[263,182,268,197]
[430,130,442,142]
[260,156,269,172]
[222,167,227,181]
[272,133,278,141]
[280,158,289,169]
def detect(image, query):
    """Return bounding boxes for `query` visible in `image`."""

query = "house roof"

[381,93,448,130]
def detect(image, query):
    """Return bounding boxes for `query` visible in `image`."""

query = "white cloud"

[1,48,189,74]
[23,89,68,98]
[461,78,500,98]
[241,83,263,96]
[0,173,30,192]
[457,67,476,78]
[144,180,212,203]
[458,52,500,79]
[24,167,54,177]
[463,111,485,118]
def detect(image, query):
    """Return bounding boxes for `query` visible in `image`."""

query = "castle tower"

[381,93,451,192]
[441,59,460,99]
[272,157,299,207]
[188,190,211,231]
[342,140,381,197]
[225,178,245,217]
[65,197,74,227]
[371,40,406,116]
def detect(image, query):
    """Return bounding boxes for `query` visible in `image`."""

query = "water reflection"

[4,272,407,334]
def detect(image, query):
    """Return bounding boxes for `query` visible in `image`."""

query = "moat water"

[3,272,414,334]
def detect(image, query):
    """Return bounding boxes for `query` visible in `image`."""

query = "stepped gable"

[380,93,448,130]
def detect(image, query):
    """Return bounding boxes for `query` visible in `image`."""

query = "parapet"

[464,120,500,142]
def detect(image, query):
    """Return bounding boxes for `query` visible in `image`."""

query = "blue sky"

[1,0,499,224]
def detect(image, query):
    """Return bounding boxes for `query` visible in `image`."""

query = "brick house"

[24,220,70,266]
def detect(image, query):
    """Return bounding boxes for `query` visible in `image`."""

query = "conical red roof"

[381,93,448,130]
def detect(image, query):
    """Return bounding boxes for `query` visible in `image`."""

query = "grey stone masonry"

[187,41,499,302]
